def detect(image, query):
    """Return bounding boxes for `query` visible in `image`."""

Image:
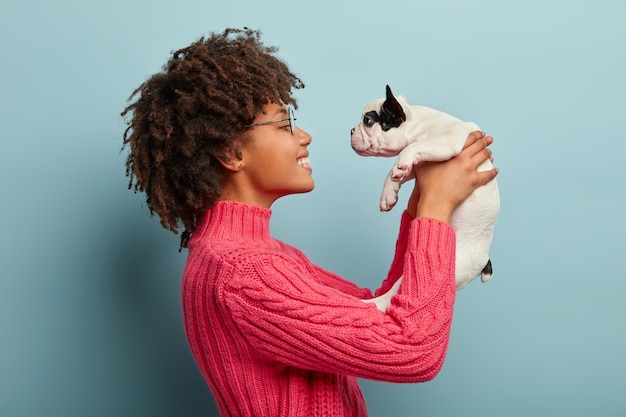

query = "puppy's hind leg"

[481,259,493,283]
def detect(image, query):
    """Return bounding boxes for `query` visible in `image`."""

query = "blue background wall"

[2,0,625,416]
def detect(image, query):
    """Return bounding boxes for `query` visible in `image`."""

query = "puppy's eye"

[363,111,379,127]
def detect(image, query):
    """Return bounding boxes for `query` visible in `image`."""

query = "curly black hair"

[121,28,304,249]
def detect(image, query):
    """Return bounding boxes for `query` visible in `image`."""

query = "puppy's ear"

[380,85,406,131]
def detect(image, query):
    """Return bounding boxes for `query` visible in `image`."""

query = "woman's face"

[236,102,314,207]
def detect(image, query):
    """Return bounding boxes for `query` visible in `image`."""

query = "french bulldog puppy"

[351,85,499,308]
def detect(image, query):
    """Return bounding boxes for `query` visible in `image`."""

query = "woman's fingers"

[463,132,494,166]
[461,132,498,186]
[465,133,491,154]
[476,165,499,186]
[462,130,486,149]
[474,146,493,165]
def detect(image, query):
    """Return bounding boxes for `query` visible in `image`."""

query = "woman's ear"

[216,143,245,172]
[217,156,244,172]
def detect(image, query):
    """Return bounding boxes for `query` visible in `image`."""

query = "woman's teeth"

[297,157,310,167]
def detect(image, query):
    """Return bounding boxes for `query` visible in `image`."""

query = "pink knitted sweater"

[182,200,456,417]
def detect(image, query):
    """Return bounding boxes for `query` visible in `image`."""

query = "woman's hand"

[407,131,498,223]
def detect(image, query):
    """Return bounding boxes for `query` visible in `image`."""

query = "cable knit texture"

[182,200,456,417]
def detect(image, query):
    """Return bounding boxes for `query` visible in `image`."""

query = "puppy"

[351,85,499,309]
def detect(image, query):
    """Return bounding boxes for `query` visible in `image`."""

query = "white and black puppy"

[351,85,499,302]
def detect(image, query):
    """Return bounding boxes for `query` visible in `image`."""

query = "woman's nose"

[296,127,312,146]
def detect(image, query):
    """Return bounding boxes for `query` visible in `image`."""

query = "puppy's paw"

[379,195,398,212]
[391,164,410,182]
[379,182,400,211]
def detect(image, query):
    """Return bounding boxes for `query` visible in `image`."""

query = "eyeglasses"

[245,107,297,135]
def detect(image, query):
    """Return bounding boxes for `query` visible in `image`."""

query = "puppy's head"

[351,85,411,156]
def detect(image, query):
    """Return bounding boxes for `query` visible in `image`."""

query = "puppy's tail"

[480,259,493,283]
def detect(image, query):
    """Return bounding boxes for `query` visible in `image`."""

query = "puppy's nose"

[350,127,355,135]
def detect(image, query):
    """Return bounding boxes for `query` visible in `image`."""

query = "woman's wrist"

[407,184,455,223]
[415,197,454,224]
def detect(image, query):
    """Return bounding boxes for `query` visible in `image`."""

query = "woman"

[122,28,498,417]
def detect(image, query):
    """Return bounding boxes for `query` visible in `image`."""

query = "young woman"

[122,28,498,417]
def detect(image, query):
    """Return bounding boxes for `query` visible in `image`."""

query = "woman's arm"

[222,218,456,383]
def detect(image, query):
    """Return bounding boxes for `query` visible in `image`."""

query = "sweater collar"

[192,200,273,244]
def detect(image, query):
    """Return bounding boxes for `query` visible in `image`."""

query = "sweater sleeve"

[222,217,456,383]
[373,209,413,297]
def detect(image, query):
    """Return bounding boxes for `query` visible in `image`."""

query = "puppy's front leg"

[390,134,466,182]
[380,165,415,211]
